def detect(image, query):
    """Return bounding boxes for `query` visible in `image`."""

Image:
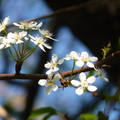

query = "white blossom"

[0,33,15,49]
[29,35,52,52]
[71,72,97,95]
[94,68,109,82]
[13,21,42,30]
[8,31,27,44]
[0,17,10,32]
[45,54,64,74]
[39,29,58,41]
[38,73,61,95]
[64,51,79,60]
[76,52,98,67]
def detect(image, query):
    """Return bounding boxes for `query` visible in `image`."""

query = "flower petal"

[102,76,109,82]
[71,80,80,86]
[81,52,88,58]
[38,79,47,86]
[89,56,98,62]
[53,67,59,72]
[75,87,84,95]
[87,62,94,68]
[53,74,61,81]
[58,59,64,64]
[52,54,58,62]
[43,43,52,49]
[87,76,96,84]
[45,86,51,95]
[52,84,58,91]
[87,85,97,92]
[76,60,84,67]
[46,69,53,75]
[44,62,51,68]
[79,72,86,82]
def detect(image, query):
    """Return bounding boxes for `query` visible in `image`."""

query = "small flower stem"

[58,70,66,80]
[12,44,20,60]
[3,29,8,35]
[22,44,38,61]
[18,44,21,55]
[70,64,85,80]
[8,47,17,61]
[69,60,76,80]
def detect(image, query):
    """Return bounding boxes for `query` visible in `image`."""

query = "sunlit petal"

[87,85,97,92]
[75,87,84,95]
[71,80,80,86]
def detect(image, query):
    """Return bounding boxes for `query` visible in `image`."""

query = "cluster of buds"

[0,17,109,95]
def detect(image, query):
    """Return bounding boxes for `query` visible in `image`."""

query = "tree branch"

[0,51,120,80]
[7,0,102,28]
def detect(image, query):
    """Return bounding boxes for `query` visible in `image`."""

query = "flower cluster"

[38,51,109,95]
[0,17,109,96]
[0,17,57,52]
[0,17,58,74]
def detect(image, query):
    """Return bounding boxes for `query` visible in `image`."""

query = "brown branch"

[7,0,102,28]
[0,51,120,80]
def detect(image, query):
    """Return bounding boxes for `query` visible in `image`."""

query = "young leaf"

[80,113,98,120]
[27,107,58,120]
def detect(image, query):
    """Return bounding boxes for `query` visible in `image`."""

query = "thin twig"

[7,0,102,28]
[0,51,120,80]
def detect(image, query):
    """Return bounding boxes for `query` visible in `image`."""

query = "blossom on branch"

[38,73,61,95]
[94,67,109,82]
[71,72,97,95]
[64,51,79,60]
[13,21,42,30]
[0,17,10,32]
[0,33,15,49]
[45,54,64,74]
[29,35,52,52]
[76,52,98,67]
[39,29,58,41]
[8,31,27,44]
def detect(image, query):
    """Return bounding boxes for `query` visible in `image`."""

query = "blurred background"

[0,0,120,120]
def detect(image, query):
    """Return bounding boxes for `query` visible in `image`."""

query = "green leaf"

[43,113,56,120]
[80,113,98,120]
[27,107,58,120]
[87,70,95,78]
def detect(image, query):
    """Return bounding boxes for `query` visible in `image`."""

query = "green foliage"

[80,113,98,120]
[87,70,95,78]
[101,42,111,59]
[27,107,58,120]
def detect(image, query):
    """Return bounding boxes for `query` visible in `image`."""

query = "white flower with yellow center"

[45,54,64,74]
[13,21,42,30]
[76,52,98,67]
[71,72,97,95]
[0,33,15,49]
[9,31,27,44]
[39,29,58,41]
[29,35,52,52]
[38,73,61,95]
[64,51,79,60]
[0,17,10,32]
